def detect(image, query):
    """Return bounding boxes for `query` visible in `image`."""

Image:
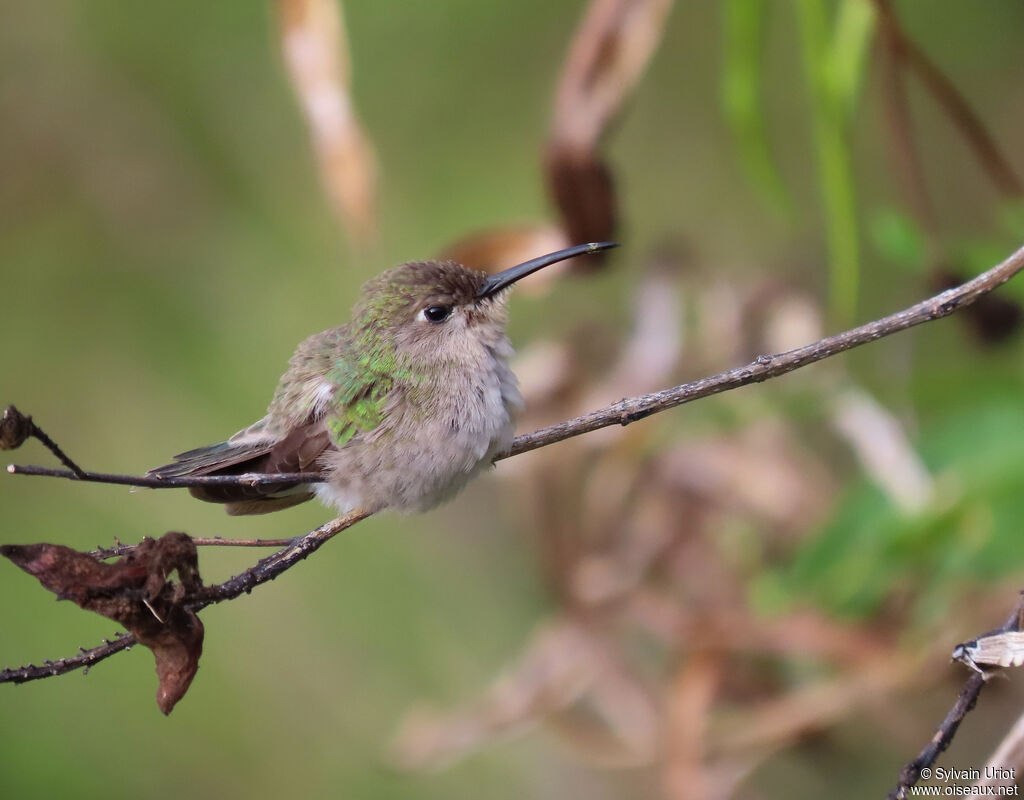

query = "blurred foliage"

[768,401,1024,618]
[3,1,1024,799]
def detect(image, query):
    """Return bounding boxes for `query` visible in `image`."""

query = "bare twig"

[6,464,325,488]
[186,510,370,604]
[1,634,134,684]
[91,537,298,559]
[502,242,1024,459]
[1,406,86,478]
[887,594,1024,800]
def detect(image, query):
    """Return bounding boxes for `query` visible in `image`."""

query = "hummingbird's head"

[351,243,618,366]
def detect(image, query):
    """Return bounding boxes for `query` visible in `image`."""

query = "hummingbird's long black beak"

[476,241,619,299]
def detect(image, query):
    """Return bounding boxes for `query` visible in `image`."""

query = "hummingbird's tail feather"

[148,421,333,515]
[147,440,268,479]
[224,493,315,515]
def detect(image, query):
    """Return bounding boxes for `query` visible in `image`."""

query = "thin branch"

[185,536,300,548]
[1,634,135,684]
[886,594,1024,800]
[1,406,86,478]
[4,242,1024,686]
[6,464,325,488]
[502,242,1024,459]
[91,537,297,559]
[184,510,370,604]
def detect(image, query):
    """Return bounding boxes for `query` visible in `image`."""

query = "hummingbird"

[148,242,617,515]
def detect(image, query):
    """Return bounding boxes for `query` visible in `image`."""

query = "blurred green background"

[3,1,1024,798]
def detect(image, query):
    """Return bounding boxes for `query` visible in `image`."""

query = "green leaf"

[827,0,876,115]
[868,209,927,272]
[721,0,791,211]
[796,0,861,326]
[772,402,1024,618]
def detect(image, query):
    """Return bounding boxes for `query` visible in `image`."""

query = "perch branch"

[6,463,325,489]
[502,242,1024,459]
[91,537,298,559]
[4,242,1024,686]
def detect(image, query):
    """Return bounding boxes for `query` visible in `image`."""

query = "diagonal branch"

[502,242,1024,459]
[3,242,1024,687]
[1,634,135,684]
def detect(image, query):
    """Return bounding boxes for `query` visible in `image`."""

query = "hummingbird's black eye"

[421,305,453,323]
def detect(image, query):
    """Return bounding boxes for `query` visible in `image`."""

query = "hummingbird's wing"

[147,418,334,515]
[147,327,358,514]
[147,413,334,512]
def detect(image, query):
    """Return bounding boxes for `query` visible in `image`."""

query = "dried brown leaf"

[1,532,204,714]
[544,148,618,250]
[276,0,377,243]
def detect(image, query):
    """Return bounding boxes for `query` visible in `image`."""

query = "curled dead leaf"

[544,146,618,251]
[1,532,204,714]
[546,0,673,254]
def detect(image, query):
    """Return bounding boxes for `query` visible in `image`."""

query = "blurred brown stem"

[876,3,939,250]
[870,0,1023,199]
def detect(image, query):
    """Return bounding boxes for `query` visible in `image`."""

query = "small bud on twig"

[0,406,32,450]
